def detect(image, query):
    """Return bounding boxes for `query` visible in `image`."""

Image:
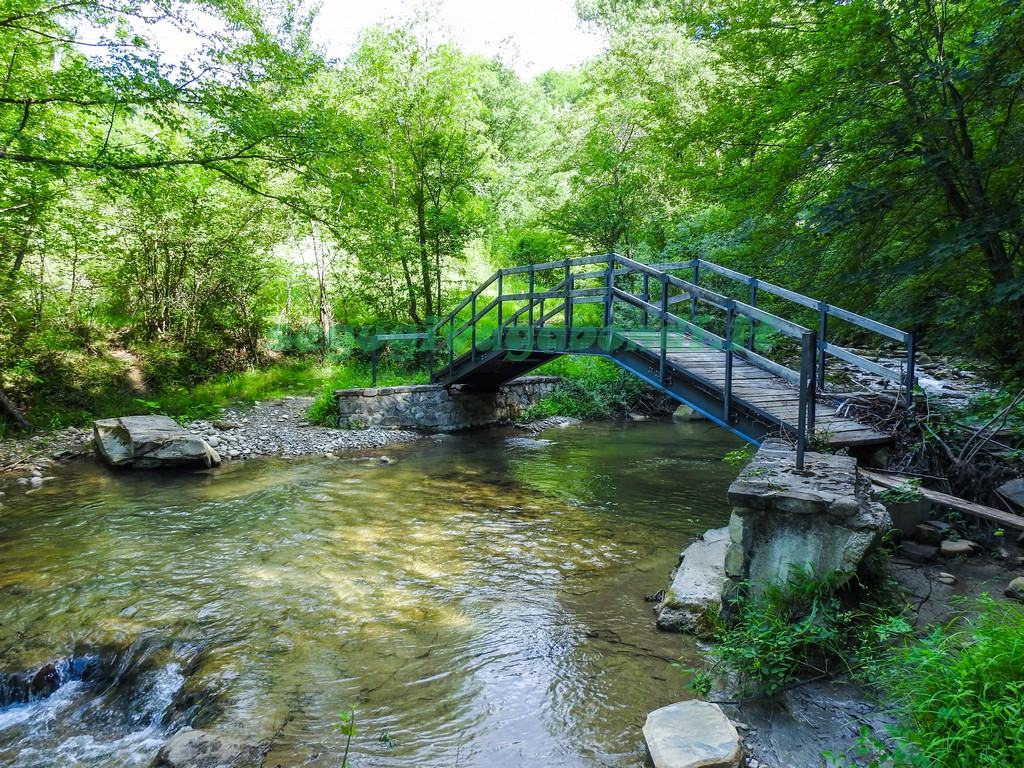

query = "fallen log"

[861,468,1024,531]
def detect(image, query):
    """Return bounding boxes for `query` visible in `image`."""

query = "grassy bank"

[519,356,654,421]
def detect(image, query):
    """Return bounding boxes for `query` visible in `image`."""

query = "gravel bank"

[0,396,424,479]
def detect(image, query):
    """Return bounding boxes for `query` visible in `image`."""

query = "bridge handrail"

[611,254,813,340]
[687,258,915,402]
[693,259,909,342]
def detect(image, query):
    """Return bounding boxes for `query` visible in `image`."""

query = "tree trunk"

[416,192,433,319]
[0,389,32,431]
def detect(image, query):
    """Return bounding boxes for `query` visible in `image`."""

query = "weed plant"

[684,567,905,700]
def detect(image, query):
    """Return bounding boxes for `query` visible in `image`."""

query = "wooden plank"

[861,469,1024,531]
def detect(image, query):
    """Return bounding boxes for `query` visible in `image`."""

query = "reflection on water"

[0,419,740,767]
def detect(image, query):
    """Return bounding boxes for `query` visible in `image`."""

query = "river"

[0,419,740,767]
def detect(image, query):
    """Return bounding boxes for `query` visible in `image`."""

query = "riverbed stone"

[656,527,730,634]
[940,539,979,558]
[643,700,742,768]
[93,415,221,469]
[151,728,263,768]
[673,405,710,422]
[1005,577,1024,602]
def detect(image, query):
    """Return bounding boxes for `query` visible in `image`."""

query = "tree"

[342,25,491,322]
[579,0,1024,368]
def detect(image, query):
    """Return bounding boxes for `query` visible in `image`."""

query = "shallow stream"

[0,420,740,767]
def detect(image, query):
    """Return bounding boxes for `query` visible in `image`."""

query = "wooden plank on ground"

[861,469,1024,531]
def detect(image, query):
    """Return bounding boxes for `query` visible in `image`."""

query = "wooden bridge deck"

[622,330,890,448]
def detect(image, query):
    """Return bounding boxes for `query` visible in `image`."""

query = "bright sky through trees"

[313,0,607,77]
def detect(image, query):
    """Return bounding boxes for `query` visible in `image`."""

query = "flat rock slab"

[94,415,221,469]
[656,527,729,634]
[643,700,742,768]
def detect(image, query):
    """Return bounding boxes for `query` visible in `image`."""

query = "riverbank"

[0,396,425,480]
[726,548,1021,768]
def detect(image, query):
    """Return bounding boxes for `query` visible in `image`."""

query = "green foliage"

[878,479,925,505]
[520,356,648,420]
[838,596,1024,768]
[331,709,357,768]
[686,568,902,700]
[723,445,755,467]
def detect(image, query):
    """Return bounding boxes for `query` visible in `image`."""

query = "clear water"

[0,420,741,767]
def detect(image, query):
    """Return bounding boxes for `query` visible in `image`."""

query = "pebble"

[938,572,957,585]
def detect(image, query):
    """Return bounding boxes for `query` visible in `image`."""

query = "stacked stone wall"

[334,376,558,432]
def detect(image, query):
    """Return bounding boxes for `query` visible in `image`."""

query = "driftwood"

[0,389,31,431]
[862,468,1024,531]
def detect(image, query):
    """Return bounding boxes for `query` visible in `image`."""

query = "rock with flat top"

[656,528,730,634]
[643,700,742,768]
[94,415,220,469]
[998,479,1024,509]
[1005,577,1024,602]
[939,539,979,558]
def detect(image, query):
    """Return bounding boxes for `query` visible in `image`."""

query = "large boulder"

[93,415,220,469]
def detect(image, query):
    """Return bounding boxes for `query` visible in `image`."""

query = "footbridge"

[387,254,916,468]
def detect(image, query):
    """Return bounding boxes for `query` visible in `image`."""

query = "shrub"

[685,567,903,700]
[520,357,648,420]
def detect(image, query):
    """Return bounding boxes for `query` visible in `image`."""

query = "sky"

[310,0,608,79]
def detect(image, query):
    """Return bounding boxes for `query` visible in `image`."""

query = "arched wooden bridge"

[382,254,916,468]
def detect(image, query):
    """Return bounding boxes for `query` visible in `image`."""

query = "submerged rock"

[93,415,221,470]
[152,728,263,768]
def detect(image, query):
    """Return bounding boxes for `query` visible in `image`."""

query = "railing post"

[797,330,817,471]
[528,264,536,327]
[904,333,916,407]
[563,263,572,350]
[372,347,378,387]
[448,316,455,376]
[497,270,503,329]
[659,274,669,384]
[641,273,650,329]
[691,259,699,325]
[748,279,758,352]
[604,253,614,330]
[724,302,735,423]
[471,294,477,363]
[817,302,828,390]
